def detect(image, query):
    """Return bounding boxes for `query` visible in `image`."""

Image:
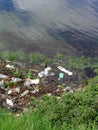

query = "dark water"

[0,0,98,56]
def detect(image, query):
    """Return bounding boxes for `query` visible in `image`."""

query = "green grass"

[0,110,97,130]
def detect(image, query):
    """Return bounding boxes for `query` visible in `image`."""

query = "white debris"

[56,89,60,92]
[69,90,74,93]
[14,87,20,93]
[0,74,8,79]
[63,86,71,92]
[68,72,73,76]
[20,90,29,97]
[47,93,51,96]
[30,89,39,94]
[12,77,22,83]
[57,66,73,76]
[6,64,14,69]
[0,80,4,87]
[30,90,37,94]
[56,96,61,99]
[38,71,45,78]
[6,99,14,107]
[8,90,12,95]
[24,78,40,86]
[6,60,10,63]
[38,67,51,78]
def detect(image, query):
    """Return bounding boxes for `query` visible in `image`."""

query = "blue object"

[59,73,64,79]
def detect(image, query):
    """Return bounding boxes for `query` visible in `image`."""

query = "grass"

[0,109,97,130]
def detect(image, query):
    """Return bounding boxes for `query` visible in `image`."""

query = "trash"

[38,67,51,78]
[6,99,14,107]
[59,72,64,79]
[49,72,55,76]
[12,77,22,83]
[47,93,51,96]
[5,64,15,69]
[24,78,40,86]
[12,85,16,90]
[0,74,8,79]
[68,72,73,76]
[30,89,39,94]
[0,80,5,88]
[14,87,20,93]
[63,86,71,92]
[20,90,29,97]
[57,66,73,76]
[8,90,12,95]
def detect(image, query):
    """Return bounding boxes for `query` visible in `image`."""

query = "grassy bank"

[0,76,98,130]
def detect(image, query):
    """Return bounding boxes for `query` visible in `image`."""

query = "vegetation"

[0,77,98,130]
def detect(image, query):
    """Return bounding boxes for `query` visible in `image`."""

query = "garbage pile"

[0,60,81,112]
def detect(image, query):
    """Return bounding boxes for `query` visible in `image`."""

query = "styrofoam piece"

[8,90,12,95]
[6,64,14,69]
[6,99,14,106]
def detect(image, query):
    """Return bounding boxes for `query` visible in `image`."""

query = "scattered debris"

[0,59,85,112]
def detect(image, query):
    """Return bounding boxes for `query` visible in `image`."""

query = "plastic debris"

[12,77,22,83]
[0,80,5,88]
[57,66,73,76]
[6,99,14,107]
[20,90,29,97]
[5,64,15,69]
[38,67,51,78]
[30,89,39,94]
[59,72,64,79]
[14,87,20,93]
[24,78,40,86]
[8,90,12,95]
[0,74,8,79]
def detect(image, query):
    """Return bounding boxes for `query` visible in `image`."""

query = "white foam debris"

[6,99,14,107]
[6,64,15,69]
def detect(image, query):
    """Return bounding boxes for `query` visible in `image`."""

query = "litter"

[12,77,22,83]
[38,67,51,78]
[59,72,64,79]
[57,66,73,76]
[24,78,40,86]
[30,89,39,94]
[0,80,5,88]
[20,90,29,97]
[5,64,15,69]
[8,90,12,95]
[6,99,14,107]
[14,87,20,93]
[0,74,8,79]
